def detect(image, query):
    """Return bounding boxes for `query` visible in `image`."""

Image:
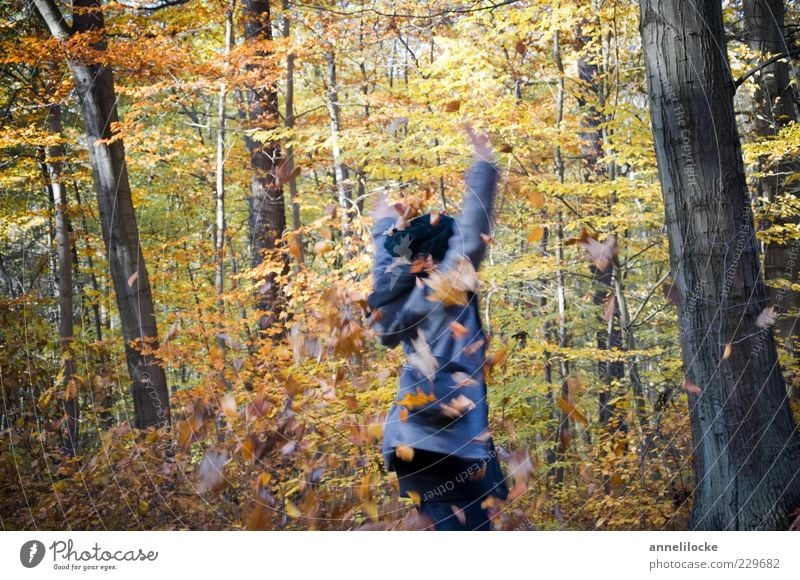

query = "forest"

[2,0,800,531]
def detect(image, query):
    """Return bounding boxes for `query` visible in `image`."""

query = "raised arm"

[438,125,499,273]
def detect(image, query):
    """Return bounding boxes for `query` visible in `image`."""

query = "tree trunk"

[31,0,171,429]
[744,0,800,395]
[325,51,351,236]
[215,3,234,335]
[45,103,79,454]
[639,0,800,529]
[281,0,302,258]
[242,0,288,333]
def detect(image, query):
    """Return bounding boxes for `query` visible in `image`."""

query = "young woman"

[367,125,508,530]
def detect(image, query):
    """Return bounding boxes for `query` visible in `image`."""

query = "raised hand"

[463,123,493,162]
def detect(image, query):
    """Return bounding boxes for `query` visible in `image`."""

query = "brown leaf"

[506,446,535,500]
[560,426,573,449]
[515,39,527,55]
[314,240,333,255]
[127,271,139,287]
[556,396,588,426]
[430,211,441,226]
[564,227,591,247]
[443,100,461,112]
[662,277,681,305]
[220,393,237,419]
[682,379,702,396]
[451,371,478,388]
[463,338,485,356]
[162,320,179,345]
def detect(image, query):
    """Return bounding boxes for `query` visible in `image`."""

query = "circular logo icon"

[20,540,46,568]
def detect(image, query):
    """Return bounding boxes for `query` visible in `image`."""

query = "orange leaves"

[449,321,468,339]
[396,445,415,461]
[527,190,545,208]
[396,386,436,410]
[527,225,544,243]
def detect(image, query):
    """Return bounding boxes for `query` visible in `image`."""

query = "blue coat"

[370,160,502,476]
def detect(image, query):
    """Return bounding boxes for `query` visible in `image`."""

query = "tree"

[639,0,800,529]
[29,0,170,429]
[242,0,288,333]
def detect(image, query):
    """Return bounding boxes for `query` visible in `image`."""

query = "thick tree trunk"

[31,0,171,429]
[639,0,800,529]
[45,103,78,454]
[744,0,800,391]
[242,0,288,333]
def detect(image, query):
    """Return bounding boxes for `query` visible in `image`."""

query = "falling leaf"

[528,190,545,208]
[723,342,733,360]
[397,386,436,409]
[480,233,493,244]
[314,240,333,255]
[443,100,461,112]
[451,371,478,388]
[127,271,139,287]
[566,376,582,403]
[602,291,616,323]
[162,320,179,345]
[756,306,777,328]
[406,490,421,505]
[280,440,297,455]
[430,211,441,226]
[232,357,244,372]
[463,338,485,356]
[396,445,415,461]
[662,277,681,305]
[449,321,468,339]
[450,504,467,525]
[275,159,301,187]
[284,502,303,519]
[560,426,573,449]
[564,227,591,246]
[196,449,228,494]
[515,39,527,55]
[579,235,617,271]
[682,379,701,396]
[527,225,544,243]
[556,396,588,426]
[400,408,409,422]
[408,330,438,381]
[440,394,476,418]
[472,429,492,443]
[506,446,535,500]
[220,393,237,419]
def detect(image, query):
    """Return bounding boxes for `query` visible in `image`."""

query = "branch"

[28,0,72,40]
[114,0,192,11]
[734,47,800,88]
[286,0,520,18]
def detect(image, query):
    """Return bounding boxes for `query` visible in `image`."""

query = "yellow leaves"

[284,502,303,519]
[396,445,415,461]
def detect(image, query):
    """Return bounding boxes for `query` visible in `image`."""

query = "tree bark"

[639,0,800,529]
[242,0,288,333]
[31,0,171,429]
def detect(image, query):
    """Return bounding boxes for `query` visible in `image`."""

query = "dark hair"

[384,213,455,263]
